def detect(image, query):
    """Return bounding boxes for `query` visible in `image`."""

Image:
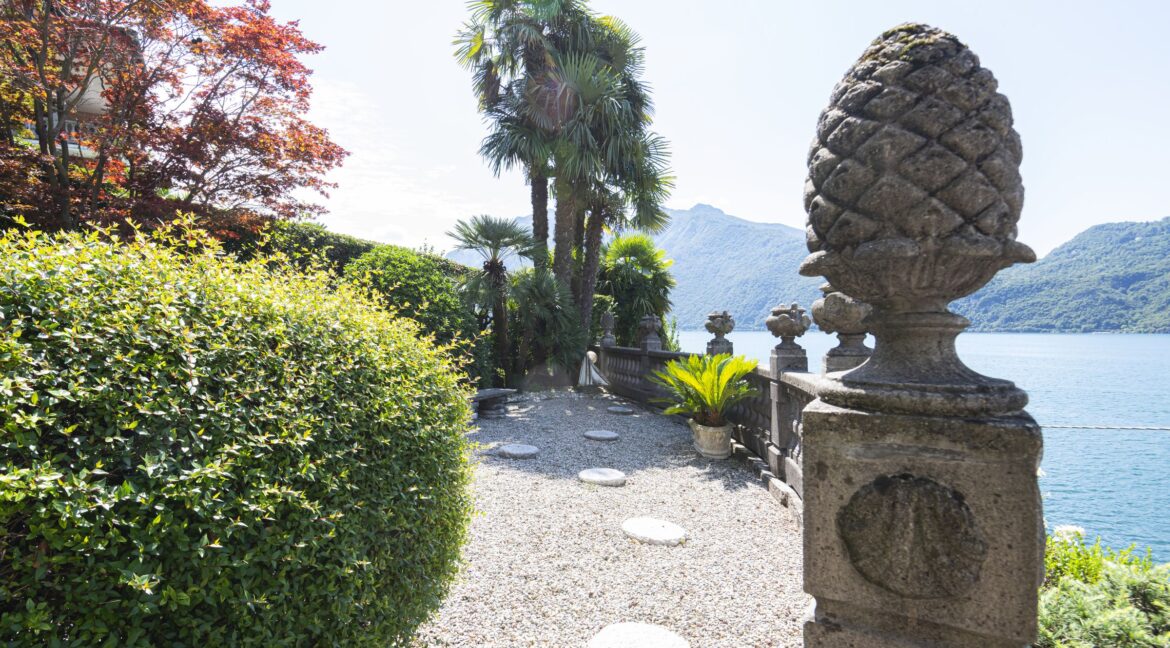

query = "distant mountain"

[447,206,1170,333]
[954,217,1170,333]
[654,204,822,330]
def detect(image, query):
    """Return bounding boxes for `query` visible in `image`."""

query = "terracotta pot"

[689,419,732,460]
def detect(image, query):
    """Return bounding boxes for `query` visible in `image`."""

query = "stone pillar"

[810,283,872,373]
[705,310,735,355]
[765,302,811,477]
[766,303,810,374]
[798,24,1042,647]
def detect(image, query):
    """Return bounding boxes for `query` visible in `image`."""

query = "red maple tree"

[0,0,346,231]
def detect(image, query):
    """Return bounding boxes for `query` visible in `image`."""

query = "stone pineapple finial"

[799,23,1034,415]
[810,283,872,373]
[704,310,735,355]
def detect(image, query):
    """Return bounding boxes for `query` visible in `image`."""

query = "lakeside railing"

[592,309,838,506]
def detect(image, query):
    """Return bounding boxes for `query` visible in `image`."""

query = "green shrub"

[0,227,474,646]
[221,220,380,273]
[1046,529,1153,585]
[345,245,491,386]
[1039,531,1169,647]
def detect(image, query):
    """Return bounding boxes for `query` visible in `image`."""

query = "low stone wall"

[593,331,823,507]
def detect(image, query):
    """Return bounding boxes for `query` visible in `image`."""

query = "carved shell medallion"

[837,474,987,599]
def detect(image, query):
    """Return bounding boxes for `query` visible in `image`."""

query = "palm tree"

[596,233,676,346]
[455,0,589,269]
[510,268,584,377]
[448,215,534,385]
[537,15,673,329]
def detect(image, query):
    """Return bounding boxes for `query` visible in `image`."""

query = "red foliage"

[0,0,347,231]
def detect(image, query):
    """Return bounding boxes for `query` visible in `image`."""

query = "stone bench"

[472,388,516,419]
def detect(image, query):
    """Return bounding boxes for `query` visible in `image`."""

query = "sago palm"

[650,354,759,427]
[448,215,533,385]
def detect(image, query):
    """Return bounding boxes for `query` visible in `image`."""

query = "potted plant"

[650,353,759,459]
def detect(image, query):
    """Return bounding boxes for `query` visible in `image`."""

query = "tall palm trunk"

[552,175,575,287]
[492,273,510,386]
[530,170,549,268]
[578,208,606,333]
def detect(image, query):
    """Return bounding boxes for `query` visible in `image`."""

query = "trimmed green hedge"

[221,220,381,273]
[345,245,494,386]
[0,227,474,646]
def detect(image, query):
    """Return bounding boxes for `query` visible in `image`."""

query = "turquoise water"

[678,330,1170,561]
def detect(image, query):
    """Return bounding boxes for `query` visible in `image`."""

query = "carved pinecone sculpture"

[802,24,1034,308]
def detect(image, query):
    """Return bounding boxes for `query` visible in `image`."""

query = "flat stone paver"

[588,623,690,648]
[607,405,636,415]
[578,468,627,487]
[622,517,687,546]
[584,429,620,441]
[495,443,539,458]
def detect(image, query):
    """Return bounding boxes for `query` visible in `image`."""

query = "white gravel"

[414,391,808,648]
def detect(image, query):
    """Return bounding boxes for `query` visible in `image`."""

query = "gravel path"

[414,391,809,648]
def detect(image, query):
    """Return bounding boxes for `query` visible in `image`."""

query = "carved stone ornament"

[798,23,1034,415]
[837,474,987,599]
[600,311,617,346]
[811,283,872,372]
[704,311,735,338]
[765,303,811,349]
[705,311,735,355]
[637,314,662,351]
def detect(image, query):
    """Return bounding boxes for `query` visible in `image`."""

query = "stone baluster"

[798,24,1042,647]
[765,303,811,374]
[810,283,872,373]
[704,310,735,355]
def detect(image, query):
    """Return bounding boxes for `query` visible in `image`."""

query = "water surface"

[678,330,1170,560]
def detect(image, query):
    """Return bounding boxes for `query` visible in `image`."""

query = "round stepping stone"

[495,443,539,459]
[607,405,635,415]
[578,468,627,487]
[584,429,620,441]
[588,623,689,648]
[621,517,687,546]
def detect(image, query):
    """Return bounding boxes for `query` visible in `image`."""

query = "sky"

[269,0,1170,257]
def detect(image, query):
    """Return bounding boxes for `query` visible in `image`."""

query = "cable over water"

[1044,424,1170,431]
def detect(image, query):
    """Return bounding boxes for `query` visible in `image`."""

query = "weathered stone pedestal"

[797,23,1043,647]
[802,403,1043,647]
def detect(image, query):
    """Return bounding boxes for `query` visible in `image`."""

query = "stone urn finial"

[799,23,1034,415]
[600,310,616,347]
[811,283,872,373]
[766,303,811,349]
[637,314,663,351]
[766,303,811,373]
[705,310,735,355]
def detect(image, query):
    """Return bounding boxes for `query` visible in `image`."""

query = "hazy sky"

[270,0,1169,257]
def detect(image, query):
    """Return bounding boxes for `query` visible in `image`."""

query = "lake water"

[678,330,1170,561]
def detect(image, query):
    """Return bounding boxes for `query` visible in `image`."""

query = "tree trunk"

[570,203,586,305]
[579,208,606,334]
[530,170,549,268]
[492,275,510,387]
[552,175,575,287]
